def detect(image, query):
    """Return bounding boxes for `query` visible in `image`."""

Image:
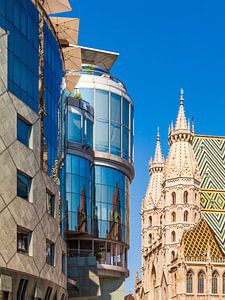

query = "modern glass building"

[60,47,134,299]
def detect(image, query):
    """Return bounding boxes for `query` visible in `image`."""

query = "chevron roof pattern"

[193,136,225,254]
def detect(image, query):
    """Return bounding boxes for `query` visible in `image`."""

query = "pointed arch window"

[171,231,176,242]
[149,234,152,244]
[186,270,193,293]
[198,271,205,294]
[184,191,188,204]
[172,212,176,222]
[223,273,225,294]
[149,216,152,227]
[172,192,176,205]
[184,211,188,222]
[171,251,176,261]
[212,271,218,294]
[160,215,163,227]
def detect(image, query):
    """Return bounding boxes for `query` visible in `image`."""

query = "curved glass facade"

[74,87,134,163]
[0,0,39,112]
[65,98,94,148]
[64,155,92,234]
[43,22,62,173]
[93,166,130,245]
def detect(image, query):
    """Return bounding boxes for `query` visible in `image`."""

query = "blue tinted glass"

[123,127,129,160]
[110,122,121,156]
[67,110,81,143]
[63,155,92,234]
[93,166,130,243]
[96,89,109,119]
[1,0,39,112]
[86,118,93,148]
[79,88,94,107]
[111,93,121,123]
[123,99,129,128]
[17,117,30,146]
[17,171,30,200]
[95,119,109,152]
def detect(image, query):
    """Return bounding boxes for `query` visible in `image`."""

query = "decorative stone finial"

[157,127,160,141]
[180,88,184,105]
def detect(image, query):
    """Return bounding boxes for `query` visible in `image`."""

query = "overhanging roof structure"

[39,0,72,15]
[65,74,81,93]
[50,17,79,45]
[79,46,119,71]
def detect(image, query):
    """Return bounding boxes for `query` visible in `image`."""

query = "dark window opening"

[46,241,55,266]
[44,287,52,300]
[46,191,55,217]
[17,228,31,254]
[17,279,28,300]
[17,116,31,147]
[17,171,31,201]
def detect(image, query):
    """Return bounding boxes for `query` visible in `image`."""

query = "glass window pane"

[17,117,31,146]
[79,88,94,107]
[123,98,129,127]
[68,110,81,143]
[17,171,31,200]
[122,126,129,160]
[95,119,109,152]
[111,93,121,123]
[110,122,121,156]
[96,89,109,119]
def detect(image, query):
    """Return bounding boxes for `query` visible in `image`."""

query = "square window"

[46,240,55,266]
[17,116,31,147]
[46,191,55,217]
[17,228,31,254]
[17,171,31,201]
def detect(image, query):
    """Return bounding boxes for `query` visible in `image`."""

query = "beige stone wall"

[0,28,67,298]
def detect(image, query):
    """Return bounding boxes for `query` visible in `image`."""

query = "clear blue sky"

[65,0,225,294]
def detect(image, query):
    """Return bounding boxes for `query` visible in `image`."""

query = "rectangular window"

[95,119,109,152]
[110,122,121,156]
[111,93,121,123]
[96,89,109,119]
[17,171,31,201]
[44,287,52,300]
[17,279,28,300]
[46,191,55,217]
[62,252,66,274]
[67,108,81,143]
[46,241,55,266]
[17,228,31,255]
[17,116,31,147]
[123,98,129,128]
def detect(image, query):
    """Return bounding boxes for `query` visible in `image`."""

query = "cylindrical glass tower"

[61,47,134,297]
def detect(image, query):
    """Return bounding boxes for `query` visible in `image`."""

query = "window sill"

[17,250,31,256]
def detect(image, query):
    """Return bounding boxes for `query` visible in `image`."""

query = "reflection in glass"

[64,155,92,234]
[93,166,130,244]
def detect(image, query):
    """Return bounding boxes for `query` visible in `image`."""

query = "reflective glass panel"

[110,122,121,155]
[96,89,109,119]
[17,117,31,146]
[95,119,109,152]
[17,171,31,201]
[67,110,81,143]
[111,93,121,123]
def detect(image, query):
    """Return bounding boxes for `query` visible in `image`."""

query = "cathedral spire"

[144,130,165,208]
[169,89,194,145]
[175,88,188,130]
[152,127,164,165]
